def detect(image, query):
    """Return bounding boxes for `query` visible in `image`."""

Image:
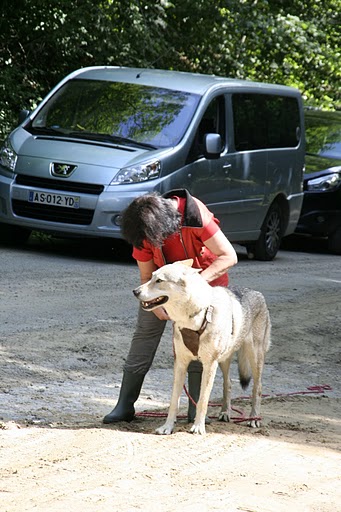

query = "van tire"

[328,228,341,255]
[248,203,283,261]
[0,224,32,245]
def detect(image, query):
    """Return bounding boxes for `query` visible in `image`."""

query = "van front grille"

[12,200,94,225]
[15,175,104,195]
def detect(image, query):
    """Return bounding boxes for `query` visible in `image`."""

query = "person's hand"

[153,307,170,321]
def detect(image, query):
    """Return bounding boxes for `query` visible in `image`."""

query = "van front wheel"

[247,203,283,261]
[0,224,32,245]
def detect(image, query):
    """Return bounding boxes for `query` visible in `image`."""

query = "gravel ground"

[0,234,340,512]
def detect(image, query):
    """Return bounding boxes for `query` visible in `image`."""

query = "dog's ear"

[179,259,194,267]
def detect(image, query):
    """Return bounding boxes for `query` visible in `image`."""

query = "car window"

[305,110,341,159]
[232,93,300,150]
[187,95,226,162]
[29,79,201,148]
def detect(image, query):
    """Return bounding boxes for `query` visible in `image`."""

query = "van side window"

[187,96,225,162]
[232,94,300,151]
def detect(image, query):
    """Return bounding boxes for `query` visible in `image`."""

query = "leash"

[182,384,261,424]
[136,384,332,422]
[139,321,332,423]
[138,308,331,422]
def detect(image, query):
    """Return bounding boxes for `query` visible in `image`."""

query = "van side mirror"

[203,133,222,160]
[18,109,30,125]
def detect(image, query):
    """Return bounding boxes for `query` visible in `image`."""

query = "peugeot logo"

[50,162,77,178]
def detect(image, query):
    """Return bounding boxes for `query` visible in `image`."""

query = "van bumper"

[284,192,304,236]
[0,172,151,240]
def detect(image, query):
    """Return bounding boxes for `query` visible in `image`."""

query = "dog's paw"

[248,419,261,428]
[190,423,206,435]
[155,423,174,435]
[218,410,231,423]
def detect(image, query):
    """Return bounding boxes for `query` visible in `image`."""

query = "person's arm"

[200,229,238,284]
[137,260,170,320]
[137,259,158,284]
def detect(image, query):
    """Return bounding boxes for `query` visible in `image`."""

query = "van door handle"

[223,163,231,175]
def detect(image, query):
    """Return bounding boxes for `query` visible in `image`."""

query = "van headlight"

[110,160,161,184]
[0,138,18,172]
[307,170,341,191]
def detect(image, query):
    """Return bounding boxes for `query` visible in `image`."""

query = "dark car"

[295,110,341,254]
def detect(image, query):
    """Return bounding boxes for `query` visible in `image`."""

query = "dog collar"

[197,305,214,335]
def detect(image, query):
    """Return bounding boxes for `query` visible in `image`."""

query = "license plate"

[28,190,80,209]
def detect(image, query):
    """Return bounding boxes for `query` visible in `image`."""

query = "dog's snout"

[133,288,141,298]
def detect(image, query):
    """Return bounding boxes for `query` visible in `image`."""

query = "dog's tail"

[237,347,252,390]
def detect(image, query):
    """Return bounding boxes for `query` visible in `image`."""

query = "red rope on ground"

[138,327,332,423]
[136,384,332,423]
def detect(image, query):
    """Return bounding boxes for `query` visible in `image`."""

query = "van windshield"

[30,79,200,149]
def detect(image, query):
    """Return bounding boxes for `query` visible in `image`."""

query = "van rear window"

[30,79,200,148]
[232,94,300,151]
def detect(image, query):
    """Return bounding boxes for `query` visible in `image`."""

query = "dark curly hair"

[121,192,182,249]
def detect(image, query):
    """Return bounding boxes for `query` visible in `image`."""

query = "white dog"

[133,259,271,435]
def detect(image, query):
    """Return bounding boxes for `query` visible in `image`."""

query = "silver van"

[0,66,305,260]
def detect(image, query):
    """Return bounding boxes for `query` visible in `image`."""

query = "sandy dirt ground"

[0,235,340,512]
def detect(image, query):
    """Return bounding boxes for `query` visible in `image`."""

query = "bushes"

[0,0,339,139]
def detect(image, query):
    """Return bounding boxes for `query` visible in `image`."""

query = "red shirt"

[132,190,228,287]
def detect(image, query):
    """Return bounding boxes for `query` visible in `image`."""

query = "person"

[103,188,238,424]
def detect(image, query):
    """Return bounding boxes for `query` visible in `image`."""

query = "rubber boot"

[103,371,145,424]
[187,371,211,424]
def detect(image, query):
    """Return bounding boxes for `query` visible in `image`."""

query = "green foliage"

[161,0,340,109]
[0,0,340,140]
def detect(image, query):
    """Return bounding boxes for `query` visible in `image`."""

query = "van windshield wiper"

[31,126,68,136]
[68,131,157,150]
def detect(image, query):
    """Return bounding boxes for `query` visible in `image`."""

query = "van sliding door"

[188,93,268,239]
[186,94,241,233]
